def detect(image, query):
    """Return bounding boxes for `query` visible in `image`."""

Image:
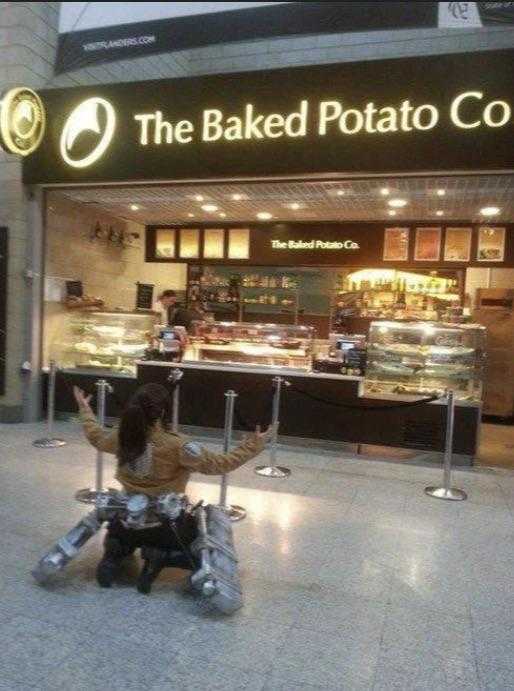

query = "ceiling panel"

[51,174,514,225]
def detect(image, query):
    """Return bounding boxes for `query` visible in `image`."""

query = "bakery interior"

[42,174,514,467]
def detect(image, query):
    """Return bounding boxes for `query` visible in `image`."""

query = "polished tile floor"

[1,420,514,690]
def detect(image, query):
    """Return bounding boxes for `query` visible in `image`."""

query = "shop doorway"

[41,173,514,467]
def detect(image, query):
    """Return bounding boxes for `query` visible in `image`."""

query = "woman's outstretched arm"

[74,386,118,454]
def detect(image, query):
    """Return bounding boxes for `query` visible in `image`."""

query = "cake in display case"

[50,311,158,375]
[186,321,315,371]
[364,321,486,401]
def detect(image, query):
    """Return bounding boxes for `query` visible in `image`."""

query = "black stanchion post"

[425,389,468,501]
[255,376,291,478]
[76,379,114,504]
[167,368,183,433]
[33,361,66,448]
[219,390,246,522]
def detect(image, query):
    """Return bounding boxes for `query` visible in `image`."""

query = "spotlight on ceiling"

[380,187,390,196]
[187,213,195,218]
[480,206,500,217]
[388,198,408,208]
[231,193,243,201]
[219,212,226,218]
[194,194,204,202]
[336,190,345,196]
[257,212,272,220]
[289,203,301,210]
[201,204,218,212]
[129,204,139,211]
[437,189,446,197]
[436,210,444,217]
[388,210,397,217]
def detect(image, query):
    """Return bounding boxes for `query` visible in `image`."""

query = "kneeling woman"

[73,383,271,590]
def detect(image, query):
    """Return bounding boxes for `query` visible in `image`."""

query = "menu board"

[136,282,154,310]
[383,227,409,261]
[444,227,472,262]
[414,227,441,261]
[477,226,505,262]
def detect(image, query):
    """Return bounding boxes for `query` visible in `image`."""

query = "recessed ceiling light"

[380,187,390,196]
[388,198,408,208]
[290,203,301,210]
[201,204,218,212]
[436,210,444,217]
[219,212,226,218]
[231,193,243,201]
[437,189,446,197]
[388,210,397,217]
[194,194,204,202]
[187,213,195,218]
[129,204,139,211]
[257,212,272,220]
[480,206,500,217]
[336,190,345,196]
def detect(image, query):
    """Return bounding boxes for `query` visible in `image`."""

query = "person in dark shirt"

[157,290,204,333]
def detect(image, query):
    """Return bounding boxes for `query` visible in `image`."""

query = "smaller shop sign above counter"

[147,222,513,267]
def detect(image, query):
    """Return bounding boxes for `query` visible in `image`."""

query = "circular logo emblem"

[60,97,116,168]
[0,87,46,156]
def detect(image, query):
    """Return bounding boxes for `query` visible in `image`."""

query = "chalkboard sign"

[65,280,83,298]
[0,229,7,395]
[136,282,154,310]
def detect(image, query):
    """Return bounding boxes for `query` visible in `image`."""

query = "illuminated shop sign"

[134,92,512,147]
[59,90,513,169]
[0,88,45,156]
[22,49,514,184]
[271,239,360,250]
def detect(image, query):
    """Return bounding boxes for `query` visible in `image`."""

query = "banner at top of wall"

[55,2,514,76]
[55,1,441,75]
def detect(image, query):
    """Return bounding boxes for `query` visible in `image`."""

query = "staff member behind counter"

[156,290,205,333]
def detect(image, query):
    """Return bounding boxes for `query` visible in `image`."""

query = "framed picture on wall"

[155,228,176,258]
[414,227,441,261]
[383,227,409,261]
[444,227,472,262]
[477,226,505,262]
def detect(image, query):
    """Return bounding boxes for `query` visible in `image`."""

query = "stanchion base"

[75,488,109,504]
[255,465,291,478]
[221,504,247,522]
[424,486,468,501]
[33,438,67,448]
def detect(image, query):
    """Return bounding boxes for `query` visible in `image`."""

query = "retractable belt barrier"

[33,361,67,449]
[75,379,113,505]
[219,390,246,522]
[58,368,466,501]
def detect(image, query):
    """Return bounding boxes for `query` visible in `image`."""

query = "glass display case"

[364,321,486,401]
[185,321,316,371]
[49,311,158,375]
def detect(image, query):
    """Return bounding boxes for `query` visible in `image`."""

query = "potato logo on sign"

[60,97,116,168]
[0,87,46,156]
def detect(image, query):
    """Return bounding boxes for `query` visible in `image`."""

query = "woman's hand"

[73,386,92,411]
[253,423,277,444]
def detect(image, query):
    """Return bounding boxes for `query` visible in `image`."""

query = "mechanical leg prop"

[31,491,243,615]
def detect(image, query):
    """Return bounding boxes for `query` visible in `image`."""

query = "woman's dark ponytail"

[117,383,172,467]
[118,403,148,466]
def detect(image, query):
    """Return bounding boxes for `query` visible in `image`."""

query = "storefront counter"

[137,361,481,458]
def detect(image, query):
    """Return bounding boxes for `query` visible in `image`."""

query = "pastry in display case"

[364,321,486,401]
[49,311,158,375]
[185,321,315,371]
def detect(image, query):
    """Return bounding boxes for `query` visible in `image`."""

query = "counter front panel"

[137,362,480,456]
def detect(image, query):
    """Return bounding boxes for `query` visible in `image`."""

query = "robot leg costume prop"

[190,504,243,615]
[32,511,103,584]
